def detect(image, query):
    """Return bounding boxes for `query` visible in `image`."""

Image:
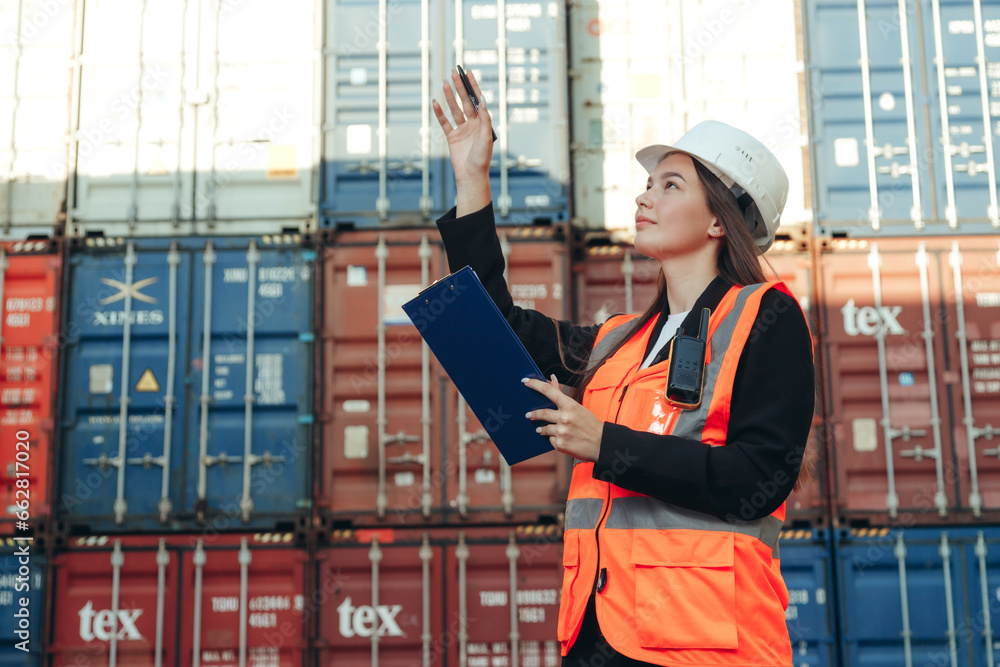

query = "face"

[633,152,722,260]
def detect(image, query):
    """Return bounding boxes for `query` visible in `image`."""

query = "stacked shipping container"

[804,0,1000,662]
[3,0,1000,664]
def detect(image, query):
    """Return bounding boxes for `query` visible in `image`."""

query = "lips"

[635,216,654,227]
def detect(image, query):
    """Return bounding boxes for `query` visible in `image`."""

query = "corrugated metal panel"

[67,0,319,237]
[322,0,570,227]
[572,238,825,519]
[820,239,959,521]
[315,527,562,667]
[0,547,44,666]
[0,0,73,239]
[962,527,1000,667]
[47,533,305,666]
[569,0,810,235]
[941,239,1000,518]
[0,242,61,532]
[779,530,836,667]
[805,0,1000,236]
[820,236,1000,522]
[318,228,570,525]
[835,527,986,667]
[318,230,448,523]
[57,236,313,533]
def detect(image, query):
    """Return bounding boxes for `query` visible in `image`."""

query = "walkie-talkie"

[665,308,711,409]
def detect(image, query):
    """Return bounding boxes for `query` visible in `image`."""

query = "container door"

[446,230,570,522]
[0,0,74,238]
[180,538,306,667]
[779,531,837,667]
[71,0,195,235]
[1,249,60,530]
[442,0,570,224]
[59,241,191,531]
[820,240,957,521]
[191,0,318,229]
[319,232,445,523]
[322,0,449,227]
[48,538,179,667]
[316,535,445,666]
[942,238,1000,515]
[446,529,563,667]
[922,0,1000,231]
[806,0,934,235]
[836,528,971,667]
[0,551,45,664]
[186,240,314,528]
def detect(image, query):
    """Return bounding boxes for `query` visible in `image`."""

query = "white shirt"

[640,310,690,369]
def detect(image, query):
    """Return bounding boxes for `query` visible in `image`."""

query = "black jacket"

[437,202,816,521]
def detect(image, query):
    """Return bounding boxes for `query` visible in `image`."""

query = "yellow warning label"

[135,368,160,392]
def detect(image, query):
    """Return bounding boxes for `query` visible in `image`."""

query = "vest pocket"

[557,532,581,644]
[630,529,738,649]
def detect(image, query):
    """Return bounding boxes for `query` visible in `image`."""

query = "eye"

[665,181,679,189]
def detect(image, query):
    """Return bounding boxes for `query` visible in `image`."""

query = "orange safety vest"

[558,281,797,667]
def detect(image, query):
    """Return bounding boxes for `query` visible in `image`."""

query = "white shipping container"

[569,0,810,237]
[66,0,321,237]
[0,0,75,239]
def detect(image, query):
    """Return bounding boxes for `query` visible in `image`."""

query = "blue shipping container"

[322,0,570,227]
[57,237,314,533]
[805,0,1000,236]
[835,527,1000,666]
[0,548,43,666]
[779,530,838,667]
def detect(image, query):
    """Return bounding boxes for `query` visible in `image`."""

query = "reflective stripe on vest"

[567,496,782,554]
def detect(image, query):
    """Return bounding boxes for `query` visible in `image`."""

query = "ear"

[708,218,725,239]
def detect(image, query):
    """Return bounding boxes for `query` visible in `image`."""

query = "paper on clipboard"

[401,266,555,465]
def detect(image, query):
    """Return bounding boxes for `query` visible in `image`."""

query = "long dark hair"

[564,154,815,491]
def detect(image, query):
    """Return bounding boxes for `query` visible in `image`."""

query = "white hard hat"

[635,120,789,253]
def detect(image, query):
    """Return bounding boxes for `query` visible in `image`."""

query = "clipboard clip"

[416,266,475,299]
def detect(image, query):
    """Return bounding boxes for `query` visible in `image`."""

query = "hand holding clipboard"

[402,267,554,465]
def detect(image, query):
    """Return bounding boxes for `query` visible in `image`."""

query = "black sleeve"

[437,202,601,385]
[593,288,815,521]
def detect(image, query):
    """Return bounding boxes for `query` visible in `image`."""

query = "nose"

[636,188,650,208]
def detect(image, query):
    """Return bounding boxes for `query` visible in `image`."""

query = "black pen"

[456,65,498,142]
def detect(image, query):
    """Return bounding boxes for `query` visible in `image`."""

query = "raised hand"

[432,68,494,214]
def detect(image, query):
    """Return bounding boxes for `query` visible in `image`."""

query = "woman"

[432,68,814,667]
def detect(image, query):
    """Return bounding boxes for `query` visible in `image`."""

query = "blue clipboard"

[402,266,556,465]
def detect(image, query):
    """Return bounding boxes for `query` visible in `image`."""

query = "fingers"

[431,99,453,134]
[451,69,478,118]
[521,377,564,404]
[441,80,465,125]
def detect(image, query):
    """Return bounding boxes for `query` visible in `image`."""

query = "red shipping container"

[315,526,563,667]
[818,238,989,523]
[48,533,306,666]
[939,238,1000,517]
[445,228,571,523]
[572,238,825,521]
[318,229,571,526]
[0,240,61,533]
